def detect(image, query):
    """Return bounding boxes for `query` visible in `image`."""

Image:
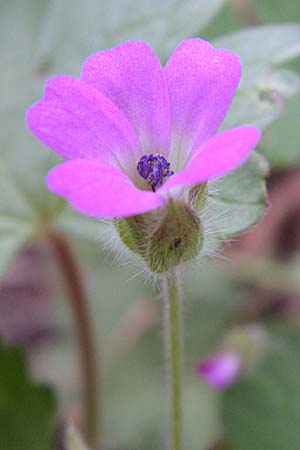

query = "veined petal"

[81,40,171,156]
[159,126,261,191]
[165,39,241,169]
[46,159,165,218]
[26,75,142,174]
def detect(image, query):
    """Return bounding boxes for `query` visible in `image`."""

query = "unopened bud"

[116,200,204,273]
[196,351,241,389]
[196,325,268,390]
[145,201,204,273]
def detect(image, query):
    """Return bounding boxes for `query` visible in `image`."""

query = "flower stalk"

[163,270,183,450]
[47,229,99,449]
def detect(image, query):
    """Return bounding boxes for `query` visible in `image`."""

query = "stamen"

[137,154,174,191]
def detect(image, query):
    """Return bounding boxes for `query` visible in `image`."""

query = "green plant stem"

[47,229,99,449]
[163,270,183,450]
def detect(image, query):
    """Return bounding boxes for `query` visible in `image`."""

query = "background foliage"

[0,0,300,449]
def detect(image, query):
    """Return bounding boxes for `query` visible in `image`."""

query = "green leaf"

[208,151,268,238]
[260,96,300,169]
[0,162,39,276]
[0,340,57,450]
[222,331,300,450]
[215,23,300,71]
[252,0,300,25]
[214,24,300,169]
[55,206,108,245]
[215,24,300,130]
[32,0,226,67]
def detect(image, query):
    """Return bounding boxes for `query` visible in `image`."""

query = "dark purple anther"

[155,155,169,169]
[137,153,174,191]
[137,156,150,179]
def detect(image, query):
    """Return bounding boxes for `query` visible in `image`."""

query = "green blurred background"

[0,0,300,449]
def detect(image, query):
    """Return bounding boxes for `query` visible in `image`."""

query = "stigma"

[137,154,174,192]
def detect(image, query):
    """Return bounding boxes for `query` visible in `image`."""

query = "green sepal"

[115,214,150,256]
[188,183,208,211]
[146,201,204,273]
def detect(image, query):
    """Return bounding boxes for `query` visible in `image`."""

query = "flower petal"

[46,159,164,218]
[196,351,241,389]
[26,75,142,174]
[81,40,171,155]
[159,126,261,191]
[165,38,241,169]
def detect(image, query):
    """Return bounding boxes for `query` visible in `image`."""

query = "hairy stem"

[47,229,99,448]
[163,270,183,450]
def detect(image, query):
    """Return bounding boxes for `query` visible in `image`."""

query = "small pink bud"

[196,351,240,389]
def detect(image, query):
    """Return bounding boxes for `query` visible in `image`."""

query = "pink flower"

[26,39,261,219]
[196,351,241,389]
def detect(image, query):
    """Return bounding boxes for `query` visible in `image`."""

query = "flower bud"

[196,324,268,390]
[196,351,241,389]
[116,200,204,273]
[146,201,203,273]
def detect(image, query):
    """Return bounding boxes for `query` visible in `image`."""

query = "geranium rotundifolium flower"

[26,39,261,273]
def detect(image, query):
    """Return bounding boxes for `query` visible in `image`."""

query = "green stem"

[163,270,183,450]
[47,229,99,449]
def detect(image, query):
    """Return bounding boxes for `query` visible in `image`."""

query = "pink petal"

[26,75,142,174]
[46,159,164,218]
[81,40,171,156]
[165,39,241,169]
[196,351,241,389]
[159,126,261,192]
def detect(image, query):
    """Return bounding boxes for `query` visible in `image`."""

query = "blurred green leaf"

[209,151,268,238]
[0,163,39,276]
[260,97,300,169]
[33,0,226,67]
[0,340,56,450]
[55,206,108,245]
[215,23,300,72]
[0,0,225,80]
[252,0,300,24]
[216,24,300,130]
[222,331,300,450]
[203,3,241,41]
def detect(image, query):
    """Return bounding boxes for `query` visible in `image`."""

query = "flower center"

[137,154,174,192]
